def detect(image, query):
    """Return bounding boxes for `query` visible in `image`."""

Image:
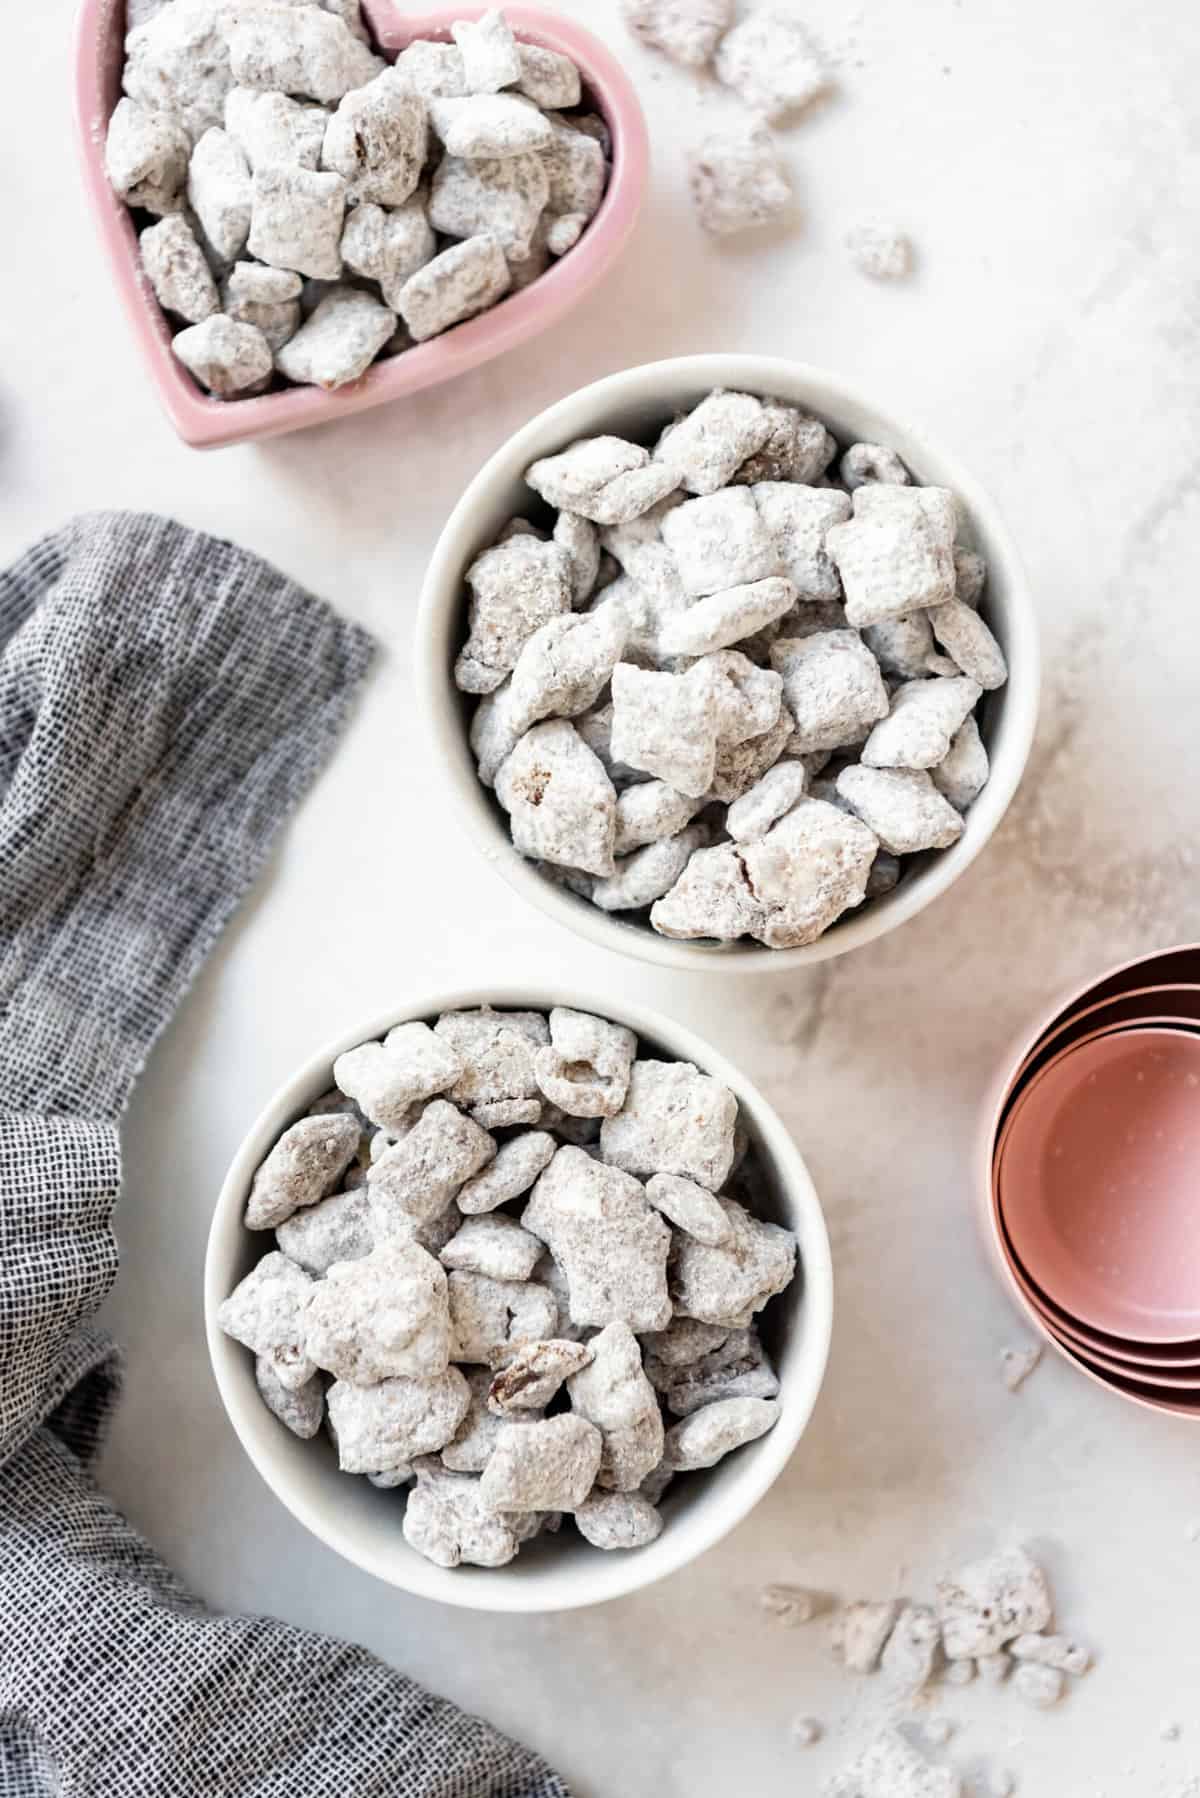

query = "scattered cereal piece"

[217,1251,316,1390]
[523,1146,672,1332]
[836,766,965,855]
[987,1772,1016,1798]
[307,1237,451,1384]
[488,1338,594,1412]
[791,1716,822,1748]
[575,1489,664,1550]
[833,1600,900,1674]
[621,0,733,67]
[664,1395,781,1470]
[440,1213,545,1284]
[671,1196,798,1327]
[480,1413,603,1513]
[1010,1634,1090,1676]
[928,600,1009,691]
[999,1343,1043,1393]
[567,1320,664,1491]
[172,313,273,397]
[428,92,553,159]
[140,214,220,324]
[761,1585,825,1626]
[936,1549,1053,1660]
[495,719,618,876]
[368,1099,495,1232]
[276,1186,374,1276]
[105,96,191,213]
[256,1355,324,1439]
[246,1113,361,1230]
[715,9,828,121]
[862,676,983,772]
[881,1603,941,1695]
[397,231,512,342]
[689,121,792,238]
[1012,1663,1065,1709]
[846,224,913,282]
[403,1459,521,1567]
[829,1730,962,1798]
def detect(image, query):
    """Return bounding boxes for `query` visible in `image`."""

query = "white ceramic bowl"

[205,986,833,1613]
[416,355,1041,973]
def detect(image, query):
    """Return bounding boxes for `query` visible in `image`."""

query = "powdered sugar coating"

[274,287,396,388]
[218,1250,316,1389]
[245,1112,360,1230]
[327,1367,471,1473]
[621,0,733,67]
[480,1413,603,1513]
[172,314,273,396]
[862,676,984,771]
[689,121,792,237]
[523,1145,672,1332]
[140,215,220,323]
[106,96,191,213]
[663,1395,781,1470]
[836,765,965,855]
[306,1238,451,1383]
[600,1059,737,1192]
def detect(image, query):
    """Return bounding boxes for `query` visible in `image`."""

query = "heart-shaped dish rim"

[73,1,649,449]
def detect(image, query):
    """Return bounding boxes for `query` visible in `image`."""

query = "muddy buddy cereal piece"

[753,484,851,601]
[622,0,733,66]
[881,1604,941,1695]
[276,1186,373,1276]
[224,87,328,172]
[846,225,913,282]
[452,9,522,92]
[707,704,795,805]
[440,1214,544,1284]
[862,676,983,771]
[523,1146,672,1332]
[369,1100,495,1232]
[327,1366,471,1473]
[221,259,301,349]
[1010,1633,1090,1675]
[649,843,764,942]
[515,44,581,109]
[734,406,836,488]
[715,8,828,122]
[936,1549,1052,1661]
[652,1327,779,1416]
[256,1355,324,1439]
[122,1,237,144]
[553,510,601,604]
[608,663,719,798]
[614,782,705,855]
[689,121,792,237]
[457,1130,557,1217]
[218,1251,316,1389]
[321,70,427,206]
[528,437,678,527]
[671,1196,797,1327]
[953,547,987,606]
[306,1238,451,1384]
[663,1395,780,1470]
[567,1322,664,1491]
[861,612,948,681]
[575,1489,663,1550]
[761,1584,825,1627]
[428,92,553,159]
[837,766,964,855]
[508,607,629,734]
[245,1112,360,1230]
[140,215,220,324]
[662,487,777,598]
[827,495,957,629]
[496,720,618,876]
[469,685,523,788]
[646,1172,733,1248]
[601,1060,737,1192]
[448,1271,557,1362]
[641,1315,730,1368]
[591,825,710,913]
[275,287,396,388]
[929,600,1009,691]
[106,97,191,214]
[188,126,252,263]
[334,1022,463,1133]
[396,232,512,342]
[541,113,606,215]
[829,1730,961,1798]
[392,38,468,97]
[247,162,346,278]
[656,392,771,497]
[228,5,382,104]
[770,632,889,754]
[480,1413,603,1513]
[442,1367,540,1471]
[172,313,273,396]
[430,152,549,260]
[489,1338,594,1412]
[457,533,574,693]
[748,801,879,947]
[841,443,911,491]
[436,1008,549,1106]
[726,760,808,843]
[833,1601,900,1674]
[1012,1663,1065,1709]
[932,717,989,812]
[533,1007,637,1120]
[403,1461,521,1567]
[340,198,436,308]
[660,577,797,658]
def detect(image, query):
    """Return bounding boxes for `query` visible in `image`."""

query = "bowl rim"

[72,0,650,449]
[415,352,1042,974]
[204,984,834,1613]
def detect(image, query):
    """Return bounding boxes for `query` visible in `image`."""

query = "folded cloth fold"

[0,513,569,1798]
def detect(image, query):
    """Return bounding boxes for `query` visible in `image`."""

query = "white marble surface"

[4,0,1200,1791]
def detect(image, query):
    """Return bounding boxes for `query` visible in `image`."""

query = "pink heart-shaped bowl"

[74,2,649,449]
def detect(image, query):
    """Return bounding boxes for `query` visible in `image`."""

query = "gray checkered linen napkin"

[0,513,569,1798]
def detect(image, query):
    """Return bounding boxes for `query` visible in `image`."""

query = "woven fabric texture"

[0,513,568,1798]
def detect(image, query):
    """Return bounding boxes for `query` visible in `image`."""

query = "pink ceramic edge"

[1000,983,1200,1113]
[73,0,650,450]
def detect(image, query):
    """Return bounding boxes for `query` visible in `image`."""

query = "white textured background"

[4,1,1200,1792]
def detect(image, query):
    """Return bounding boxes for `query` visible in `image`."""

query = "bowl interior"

[420,355,1039,973]
[75,1,648,448]
[999,985,1200,1130]
[205,988,833,1613]
[996,1025,1200,1342]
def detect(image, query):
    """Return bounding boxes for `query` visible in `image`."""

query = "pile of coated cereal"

[104,3,609,396]
[219,1003,798,1568]
[457,388,1007,949]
